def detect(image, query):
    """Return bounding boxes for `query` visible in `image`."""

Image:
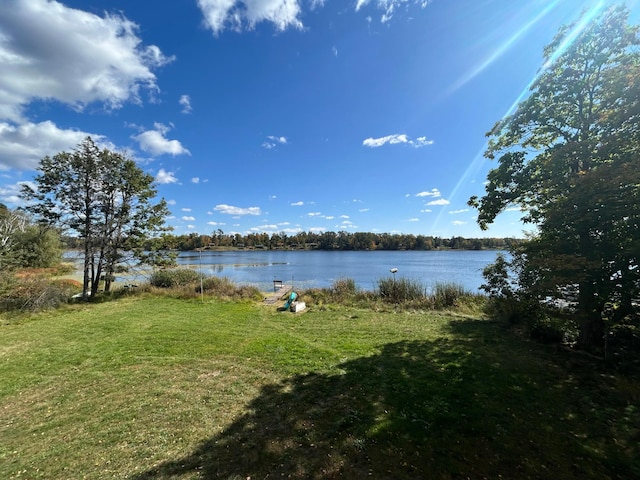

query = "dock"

[262,283,293,305]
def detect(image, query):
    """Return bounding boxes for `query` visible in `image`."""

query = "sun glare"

[435,1,608,233]
[447,0,560,95]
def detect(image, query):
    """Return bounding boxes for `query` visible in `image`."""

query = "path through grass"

[1,296,638,479]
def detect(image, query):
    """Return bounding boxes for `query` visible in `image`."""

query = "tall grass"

[377,276,426,303]
[303,277,482,313]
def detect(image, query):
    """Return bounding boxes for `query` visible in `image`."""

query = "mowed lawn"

[1,295,638,479]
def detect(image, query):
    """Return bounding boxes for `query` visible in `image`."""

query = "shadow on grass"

[134,320,639,479]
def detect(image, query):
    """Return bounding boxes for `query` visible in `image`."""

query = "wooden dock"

[262,284,293,305]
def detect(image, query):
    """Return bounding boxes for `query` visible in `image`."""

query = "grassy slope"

[1,295,638,479]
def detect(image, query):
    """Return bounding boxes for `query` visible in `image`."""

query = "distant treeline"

[64,230,521,252]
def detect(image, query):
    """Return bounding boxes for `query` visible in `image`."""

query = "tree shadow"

[133,319,639,479]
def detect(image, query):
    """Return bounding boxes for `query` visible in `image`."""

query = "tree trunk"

[577,280,604,350]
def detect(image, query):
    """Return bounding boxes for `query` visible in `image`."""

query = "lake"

[176,250,502,293]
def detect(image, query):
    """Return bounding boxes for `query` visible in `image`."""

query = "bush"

[0,275,81,313]
[606,322,640,371]
[149,268,201,288]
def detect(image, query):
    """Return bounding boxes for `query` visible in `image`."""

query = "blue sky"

[1,0,637,239]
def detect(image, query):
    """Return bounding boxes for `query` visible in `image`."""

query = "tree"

[22,137,172,297]
[0,204,27,272]
[468,5,640,349]
[0,205,62,272]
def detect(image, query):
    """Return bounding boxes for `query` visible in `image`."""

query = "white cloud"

[362,133,433,148]
[355,0,432,23]
[197,0,303,35]
[332,46,338,56]
[416,188,441,198]
[196,0,431,36]
[262,135,288,149]
[191,177,200,184]
[207,221,226,226]
[166,199,176,205]
[0,181,33,206]
[413,136,434,147]
[449,208,469,214]
[307,212,322,217]
[0,0,173,123]
[420,209,432,213]
[179,95,192,114]
[426,198,450,206]
[0,121,103,170]
[251,224,278,232]
[309,227,326,233]
[214,204,261,216]
[452,220,467,226]
[182,216,196,221]
[181,208,192,212]
[155,168,178,184]
[132,123,190,156]
[409,218,419,222]
[290,201,304,206]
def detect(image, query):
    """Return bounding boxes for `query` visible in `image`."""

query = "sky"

[1,0,638,239]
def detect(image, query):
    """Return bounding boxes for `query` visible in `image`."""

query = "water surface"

[177,250,501,292]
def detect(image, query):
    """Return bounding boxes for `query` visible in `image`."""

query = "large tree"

[469,5,640,348]
[22,137,172,296]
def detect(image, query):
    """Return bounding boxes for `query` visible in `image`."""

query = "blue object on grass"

[283,291,297,309]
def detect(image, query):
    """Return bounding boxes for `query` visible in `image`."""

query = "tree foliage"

[141,230,520,252]
[469,5,640,349]
[0,204,62,272]
[22,137,172,297]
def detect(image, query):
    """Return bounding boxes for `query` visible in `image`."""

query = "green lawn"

[1,295,638,479]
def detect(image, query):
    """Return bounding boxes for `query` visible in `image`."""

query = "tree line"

[63,230,521,252]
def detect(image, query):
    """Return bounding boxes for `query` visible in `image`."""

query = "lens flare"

[435,1,608,233]
[448,1,560,95]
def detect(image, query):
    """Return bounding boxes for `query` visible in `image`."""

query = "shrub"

[0,276,80,313]
[606,322,640,371]
[150,268,201,288]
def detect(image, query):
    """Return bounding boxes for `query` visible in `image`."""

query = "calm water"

[176,250,501,293]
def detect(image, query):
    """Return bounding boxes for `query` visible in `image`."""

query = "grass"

[1,294,639,479]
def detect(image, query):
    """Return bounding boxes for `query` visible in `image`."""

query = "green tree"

[0,206,61,271]
[22,137,171,296]
[469,5,640,349]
